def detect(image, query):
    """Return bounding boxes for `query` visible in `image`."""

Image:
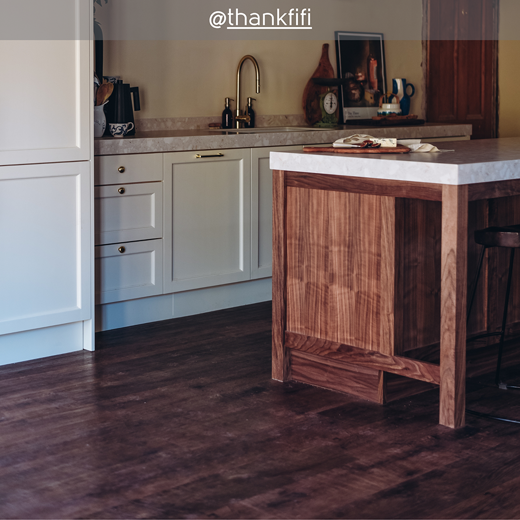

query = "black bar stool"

[466,225,520,424]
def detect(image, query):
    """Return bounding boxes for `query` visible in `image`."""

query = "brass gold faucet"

[235,55,260,128]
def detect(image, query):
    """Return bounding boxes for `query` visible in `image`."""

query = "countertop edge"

[94,124,472,156]
[269,141,520,186]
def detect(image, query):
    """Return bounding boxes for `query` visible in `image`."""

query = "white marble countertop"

[270,138,520,186]
[94,123,471,156]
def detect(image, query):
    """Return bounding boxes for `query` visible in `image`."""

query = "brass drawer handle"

[118,246,126,253]
[195,153,224,159]
[118,166,125,173]
[118,187,125,194]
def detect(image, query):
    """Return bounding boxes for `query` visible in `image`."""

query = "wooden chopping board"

[303,145,411,154]
[302,43,335,126]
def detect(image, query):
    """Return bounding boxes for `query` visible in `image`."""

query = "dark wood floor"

[1,302,520,519]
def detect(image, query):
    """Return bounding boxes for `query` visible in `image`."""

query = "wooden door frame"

[422,0,499,138]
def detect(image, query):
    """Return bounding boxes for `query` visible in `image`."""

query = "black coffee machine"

[104,79,140,136]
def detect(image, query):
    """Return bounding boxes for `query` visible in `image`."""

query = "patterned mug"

[109,122,134,138]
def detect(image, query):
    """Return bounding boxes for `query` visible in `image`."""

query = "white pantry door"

[0,0,93,364]
[0,162,91,336]
[0,0,91,166]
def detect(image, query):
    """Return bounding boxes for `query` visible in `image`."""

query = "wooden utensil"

[302,43,335,126]
[95,82,114,106]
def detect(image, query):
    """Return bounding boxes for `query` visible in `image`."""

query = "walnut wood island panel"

[271,138,520,428]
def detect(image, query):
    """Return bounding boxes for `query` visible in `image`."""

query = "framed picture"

[334,31,387,122]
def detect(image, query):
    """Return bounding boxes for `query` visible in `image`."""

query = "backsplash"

[135,114,307,132]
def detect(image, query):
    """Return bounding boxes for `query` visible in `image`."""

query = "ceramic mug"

[377,93,402,116]
[392,79,415,116]
[109,122,134,138]
[377,103,402,116]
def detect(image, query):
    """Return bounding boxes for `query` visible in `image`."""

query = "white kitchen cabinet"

[94,154,163,185]
[163,149,251,293]
[251,145,304,279]
[0,162,91,336]
[95,239,163,304]
[95,154,164,304]
[95,182,163,246]
[0,0,91,166]
[0,0,93,364]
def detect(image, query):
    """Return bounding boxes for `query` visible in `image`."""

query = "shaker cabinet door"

[163,149,251,293]
[0,162,91,336]
[0,0,91,166]
[95,182,163,246]
[95,239,163,304]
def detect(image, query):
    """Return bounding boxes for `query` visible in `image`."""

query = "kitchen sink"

[209,126,337,133]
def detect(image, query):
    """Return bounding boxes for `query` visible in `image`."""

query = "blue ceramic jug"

[392,78,415,116]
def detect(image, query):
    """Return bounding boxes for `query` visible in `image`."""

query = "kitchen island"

[270,138,520,428]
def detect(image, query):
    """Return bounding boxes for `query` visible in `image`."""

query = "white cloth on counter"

[408,143,442,152]
[397,139,454,153]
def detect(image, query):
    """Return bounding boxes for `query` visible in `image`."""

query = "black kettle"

[104,79,140,136]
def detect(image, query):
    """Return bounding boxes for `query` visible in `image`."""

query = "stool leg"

[467,246,487,324]
[496,248,515,386]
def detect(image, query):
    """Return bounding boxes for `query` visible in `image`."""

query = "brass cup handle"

[118,187,125,194]
[195,153,224,159]
[118,166,125,173]
[118,246,126,253]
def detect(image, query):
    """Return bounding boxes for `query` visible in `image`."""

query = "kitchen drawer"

[95,182,163,245]
[95,239,163,304]
[95,153,162,185]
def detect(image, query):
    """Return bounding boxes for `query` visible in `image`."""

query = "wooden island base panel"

[271,138,520,428]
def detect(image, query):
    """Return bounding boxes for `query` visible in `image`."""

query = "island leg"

[272,169,289,381]
[440,184,468,428]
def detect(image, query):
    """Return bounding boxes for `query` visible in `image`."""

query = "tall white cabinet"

[0,0,93,365]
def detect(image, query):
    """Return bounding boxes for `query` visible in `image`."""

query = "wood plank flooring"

[0,302,520,518]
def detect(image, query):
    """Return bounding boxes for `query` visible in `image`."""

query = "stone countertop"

[94,123,472,156]
[270,137,520,186]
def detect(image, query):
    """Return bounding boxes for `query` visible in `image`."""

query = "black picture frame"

[334,31,387,123]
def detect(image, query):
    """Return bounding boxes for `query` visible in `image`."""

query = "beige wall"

[498,0,520,137]
[103,0,520,135]
[103,38,424,121]
[498,40,520,137]
[104,39,336,119]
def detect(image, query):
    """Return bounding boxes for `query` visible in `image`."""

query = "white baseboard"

[0,322,85,366]
[95,278,272,332]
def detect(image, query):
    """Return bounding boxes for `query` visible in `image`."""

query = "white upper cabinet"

[0,0,91,166]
